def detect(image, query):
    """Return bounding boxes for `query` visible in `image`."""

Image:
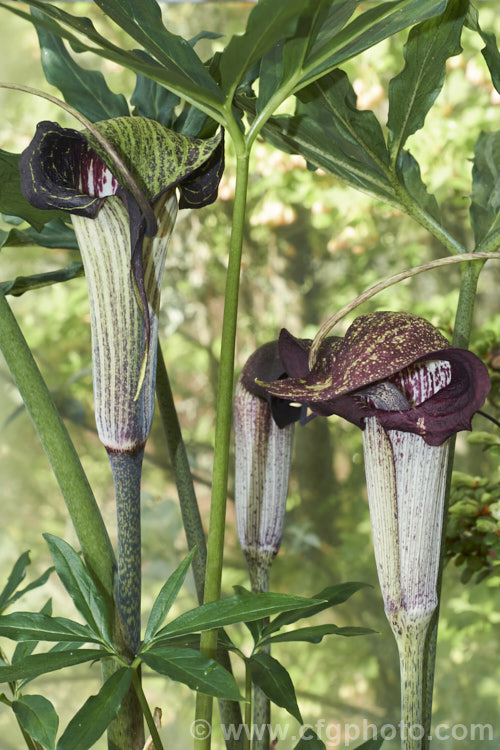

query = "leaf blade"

[248,653,301,723]
[12,694,59,750]
[144,548,196,643]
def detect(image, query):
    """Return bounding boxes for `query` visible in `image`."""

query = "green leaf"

[34,10,130,122]
[396,149,440,222]
[56,668,132,750]
[232,585,261,645]
[219,0,316,97]
[248,653,301,723]
[1,262,84,298]
[144,548,196,643]
[0,649,108,683]
[130,55,180,128]
[352,739,384,750]
[149,593,325,643]
[387,0,468,158]
[12,694,59,750]
[13,600,52,666]
[0,612,101,644]
[92,0,224,108]
[302,0,448,84]
[0,151,66,231]
[262,624,376,645]
[0,220,78,252]
[43,535,111,645]
[293,728,326,749]
[470,131,500,246]
[264,582,370,634]
[0,551,31,612]
[466,6,500,94]
[141,646,243,700]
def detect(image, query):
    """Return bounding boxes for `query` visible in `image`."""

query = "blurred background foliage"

[0,2,500,748]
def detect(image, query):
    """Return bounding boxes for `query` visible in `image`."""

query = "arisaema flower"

[20,117,223,453]
[19,116,224,654]
[260,311,490,743]
[234,341,301,591]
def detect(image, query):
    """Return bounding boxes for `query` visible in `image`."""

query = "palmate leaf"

[1,262,84,297]
[387,0,468,159]
[34,10,130,122]
[248,653,301,723]
[470,131,500,247]
[12,694,59,750]
[141,646,243,701]
[0,151,66,231]
[148,593,325,644]
[56,667,132,750]
[2,1,225,120]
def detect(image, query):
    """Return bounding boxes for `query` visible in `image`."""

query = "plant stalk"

[194,150,250,749]
[248,563,270,750]
[132,668,165,750]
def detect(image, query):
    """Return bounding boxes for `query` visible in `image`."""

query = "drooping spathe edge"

[259,313,491,446]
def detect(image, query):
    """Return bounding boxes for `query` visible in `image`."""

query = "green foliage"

[12,694,59,750]
[248,652,302,722]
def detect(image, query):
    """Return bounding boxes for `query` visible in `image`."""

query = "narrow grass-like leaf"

[43,535,111,645]
[0,151,66,231]
[248,653,301,723]
[0,551,30,612]
[34,11,129,122]
[12,694,59,750]
[56,667,132,750]
[0,649,107,683]
[1,262,84,298]
[0,612,101,644]
[142,646,243,700]
[470,131,500,246]
[261,624,375,645]
[148,593,324,643]
[263,582,370,634]
[387,0,468,158]
[144,548,196,642]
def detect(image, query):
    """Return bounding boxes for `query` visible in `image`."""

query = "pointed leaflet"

[470,131,500,246]
[261,624,375,645]
[0,649,108,683]
[0,220,78,252]
[219,0,317,97]
[12,600,52,666]
[0,551,30,612]
[293,729,326,750]
[34,10,130,122]
[1,262,84,298]
[56,668,132,750]
[263,582,370,635]
[248,653,302,723]
[144,548,196,642]
[465,7,500,94]
[301,0,447,84]
[12,695,58,750]
[387,0,468,159]
[92,0,224,108]
[0,151,66,231]
[146,593,324,644]
[141,646,243,701]
[0,612,101,644]
[43,535,111,645]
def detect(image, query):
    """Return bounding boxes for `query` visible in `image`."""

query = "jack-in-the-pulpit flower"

[234,342,302,592]
[260,312,490,746]
[20,117,223,453]
[19,117,224,654]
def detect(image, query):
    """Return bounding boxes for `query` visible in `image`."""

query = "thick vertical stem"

[195,151,250,749]
[394,618,431,750]
[248,563,270,750]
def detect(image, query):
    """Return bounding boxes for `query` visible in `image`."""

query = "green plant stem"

[248,563,270,750]
[244,661,252,750]
[132,667,165,750]
[0,292,115,593]
[395,619,430,750]
[155,343,243,749]
[422,259,483,748]
[194,149,250,750]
